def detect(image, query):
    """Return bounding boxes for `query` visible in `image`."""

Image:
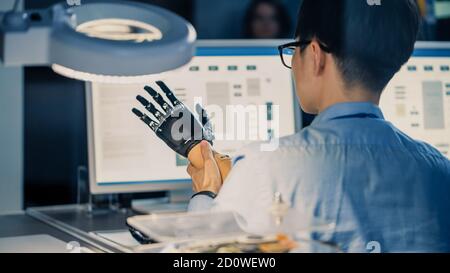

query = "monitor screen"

[380,43,450,159]
[87,40,299,194]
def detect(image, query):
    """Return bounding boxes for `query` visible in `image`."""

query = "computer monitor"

[380,42,450,159]
[86,40,300,194]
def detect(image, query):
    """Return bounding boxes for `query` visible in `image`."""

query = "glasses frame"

[278,40,332,69]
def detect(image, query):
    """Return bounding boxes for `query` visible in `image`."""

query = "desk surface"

[28,205,134,232]
[26,205,140,253]
[1,205,341,253]
[0,213,103,252]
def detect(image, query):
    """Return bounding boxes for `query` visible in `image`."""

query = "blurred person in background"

[417,0,450,40]
[243,0,292,39]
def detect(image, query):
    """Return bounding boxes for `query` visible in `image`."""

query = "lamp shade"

[1,0,197,83]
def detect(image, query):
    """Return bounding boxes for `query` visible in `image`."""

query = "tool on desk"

[126,223,156,245]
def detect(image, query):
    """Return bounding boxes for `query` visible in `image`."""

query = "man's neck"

[317,84,381,114]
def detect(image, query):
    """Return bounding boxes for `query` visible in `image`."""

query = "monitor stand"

[131,189,192,215]
[76,165,191,215]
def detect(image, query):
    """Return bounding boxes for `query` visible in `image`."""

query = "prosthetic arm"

[132,81,232,182]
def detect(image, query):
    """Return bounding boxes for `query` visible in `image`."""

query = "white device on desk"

[380,42,450,159]
[85,40,301,206]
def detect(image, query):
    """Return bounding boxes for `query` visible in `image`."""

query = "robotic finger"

[132,108,159,132]
[156,81,181,107]
[136,95,165,122]
[144,85,172,112]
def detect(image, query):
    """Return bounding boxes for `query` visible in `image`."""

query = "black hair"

[244,0,292,39]
[296,0,420,93]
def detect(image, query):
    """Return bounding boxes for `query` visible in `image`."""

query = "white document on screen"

[91,55,296,184]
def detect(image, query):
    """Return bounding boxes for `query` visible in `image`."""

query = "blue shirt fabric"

[188,102,450,253]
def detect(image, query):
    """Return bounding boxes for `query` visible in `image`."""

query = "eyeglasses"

[278,40,331,69]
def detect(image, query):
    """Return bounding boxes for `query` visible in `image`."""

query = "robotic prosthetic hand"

[132,81,232,182]
[132,81,213,158]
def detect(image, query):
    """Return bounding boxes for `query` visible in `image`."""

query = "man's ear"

[310,40,326,76]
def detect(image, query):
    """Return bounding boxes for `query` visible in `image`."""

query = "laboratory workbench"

[0,204,340,253]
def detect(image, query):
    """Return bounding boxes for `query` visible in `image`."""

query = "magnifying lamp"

[0,0,197,83]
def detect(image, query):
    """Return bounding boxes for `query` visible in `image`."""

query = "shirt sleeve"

[187,194,215,212]
[187,144,279,234]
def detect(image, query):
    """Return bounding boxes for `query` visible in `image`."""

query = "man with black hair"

[186,0,450,252]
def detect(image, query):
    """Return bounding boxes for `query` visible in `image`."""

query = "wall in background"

[0,0,24,214]
[25,0,194,22]
[27,0,298,39]
[194,0,302,39]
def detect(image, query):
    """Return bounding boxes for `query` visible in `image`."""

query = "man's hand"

[188,145,233,182]
[187,141,222,194]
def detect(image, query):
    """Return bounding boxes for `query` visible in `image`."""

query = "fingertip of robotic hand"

[132,108,144,117]
[155,81,169,93]
[144,85,158,96]
[136,95,149,106]
[155,81,173,92]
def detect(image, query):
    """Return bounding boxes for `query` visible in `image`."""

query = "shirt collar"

[312,102,385,125]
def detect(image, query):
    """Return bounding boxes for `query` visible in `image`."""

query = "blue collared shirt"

[188,102,450,253]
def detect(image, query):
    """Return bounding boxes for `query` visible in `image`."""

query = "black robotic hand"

[132,81,214,158]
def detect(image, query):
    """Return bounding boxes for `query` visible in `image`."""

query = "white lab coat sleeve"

[187,194,214,212]
[187,143,276,234]
[214,146,276,234]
